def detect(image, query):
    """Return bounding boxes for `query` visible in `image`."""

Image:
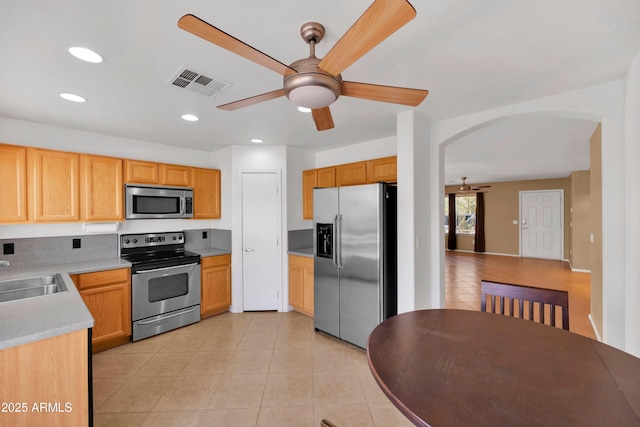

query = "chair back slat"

[480,280,570,331]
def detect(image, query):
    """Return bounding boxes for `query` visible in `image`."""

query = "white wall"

[286,147,315,231]
[431,80,629,352]
[0,117,228,239]
[315,136,396,167]
[624,50,640,356]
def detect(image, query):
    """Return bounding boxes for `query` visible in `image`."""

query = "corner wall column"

[396,110,441,313]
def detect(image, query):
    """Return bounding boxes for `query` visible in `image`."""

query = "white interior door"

[242,172,281,311]
[520,190,563,260]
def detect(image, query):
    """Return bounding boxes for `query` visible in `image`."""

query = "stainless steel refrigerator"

[313,182,397,348]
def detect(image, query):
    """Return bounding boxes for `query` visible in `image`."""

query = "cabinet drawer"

[289,254,313,270]
[75,268,130,290]
[201,254,231,268]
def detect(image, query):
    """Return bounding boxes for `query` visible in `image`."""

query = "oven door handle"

[134,262,199,274]
[136,306,198,325]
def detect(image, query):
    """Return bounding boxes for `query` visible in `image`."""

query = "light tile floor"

[92,311,414,427]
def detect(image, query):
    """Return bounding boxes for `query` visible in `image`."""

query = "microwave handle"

[180,197,185,215]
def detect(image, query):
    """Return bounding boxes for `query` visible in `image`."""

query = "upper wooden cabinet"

[160,163,191,186]
[125,160,192,186]
[80,154,123,222]
[317,167,336,188]
[337,162,367,186]
[302,169,317,220]
[367,156,397,183]
[302,156,397,220]
[191,167,221,219]
[124,159,158,184]
[28,148,80,222]
[0,144,28,222]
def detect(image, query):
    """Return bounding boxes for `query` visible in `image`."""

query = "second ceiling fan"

[177,0,428,131]
[457,177,491,193]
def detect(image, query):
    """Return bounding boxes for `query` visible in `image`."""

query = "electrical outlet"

[72,238,81,249]
[3,243,14,255]
[202,231,208,239]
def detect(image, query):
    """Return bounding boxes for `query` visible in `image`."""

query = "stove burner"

[120,232,200,272]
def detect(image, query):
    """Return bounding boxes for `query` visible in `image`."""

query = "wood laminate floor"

[445,251,596,339]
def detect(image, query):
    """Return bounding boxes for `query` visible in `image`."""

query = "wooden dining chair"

[480,280,570,330]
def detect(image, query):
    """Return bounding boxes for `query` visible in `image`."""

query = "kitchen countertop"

[288,247,313,257]
[0,258,131,351]
[189,247,231,257]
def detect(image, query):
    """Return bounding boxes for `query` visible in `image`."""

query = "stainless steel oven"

[120,232,201,341]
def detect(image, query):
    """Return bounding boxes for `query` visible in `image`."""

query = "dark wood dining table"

[367,309,640,427]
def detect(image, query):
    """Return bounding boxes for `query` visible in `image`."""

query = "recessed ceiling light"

[68,46,103,63]
[250,138,263,144]
[297,106,312,113]
[60,93,86,103]
[181,114,199,122]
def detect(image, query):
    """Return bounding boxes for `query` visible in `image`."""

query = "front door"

[241,171,281,311]
[520,190,563,260]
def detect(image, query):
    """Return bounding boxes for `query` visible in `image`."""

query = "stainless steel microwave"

[125,184,193,219]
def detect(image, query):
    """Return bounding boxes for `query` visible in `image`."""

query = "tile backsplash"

[0,234,118,269]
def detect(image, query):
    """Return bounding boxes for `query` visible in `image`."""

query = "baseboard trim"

[588,314,602,342]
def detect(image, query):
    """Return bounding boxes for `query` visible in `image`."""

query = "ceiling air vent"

[168,66,232,99]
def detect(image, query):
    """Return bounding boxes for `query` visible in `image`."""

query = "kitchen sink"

[0,274,68,303]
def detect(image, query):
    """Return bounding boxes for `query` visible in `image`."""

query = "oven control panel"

[121,232,185,249]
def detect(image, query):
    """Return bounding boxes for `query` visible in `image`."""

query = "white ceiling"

[0,1,638,183]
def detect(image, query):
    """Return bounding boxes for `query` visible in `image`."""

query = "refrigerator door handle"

[332,215,340,269]
[337,214,344,269]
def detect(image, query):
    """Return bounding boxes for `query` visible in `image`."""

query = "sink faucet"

[0,260,10,268]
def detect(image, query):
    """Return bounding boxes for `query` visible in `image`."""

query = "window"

[445,195,476,234]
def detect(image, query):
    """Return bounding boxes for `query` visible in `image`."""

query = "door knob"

[244,248,255,252]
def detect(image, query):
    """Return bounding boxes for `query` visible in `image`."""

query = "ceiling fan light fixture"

[287,85,336,109]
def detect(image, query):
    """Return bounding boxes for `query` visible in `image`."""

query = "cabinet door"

[29,148,80,222]
[201,255,231,317]
[0,144,27,222]
[303,266,314,316]
[124,159,159,184]
[316,167,336,188]
[80,281,131,345]
[302,169,317,220]
[160,163,191,186]
[191,167,221,219]
[337,162,367,186]
[81,154,124,221]
[289,261,305,311]
[366,156,397,183]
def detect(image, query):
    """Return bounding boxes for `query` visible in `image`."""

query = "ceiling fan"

[457,177,491,193]
[177,0,428,131]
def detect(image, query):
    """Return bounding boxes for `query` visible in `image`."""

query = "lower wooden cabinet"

[289,255,314,317]
[71,268,131,352]
[201,254,232,318]
[0,329,90,426]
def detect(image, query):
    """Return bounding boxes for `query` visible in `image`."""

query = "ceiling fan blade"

[318,0,417,76]
[178,14,296,76]
[312,107,335,131]
[341,81,428,106]
[217,89,285,111]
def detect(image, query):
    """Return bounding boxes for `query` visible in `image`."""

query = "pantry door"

[241,171,281,310]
